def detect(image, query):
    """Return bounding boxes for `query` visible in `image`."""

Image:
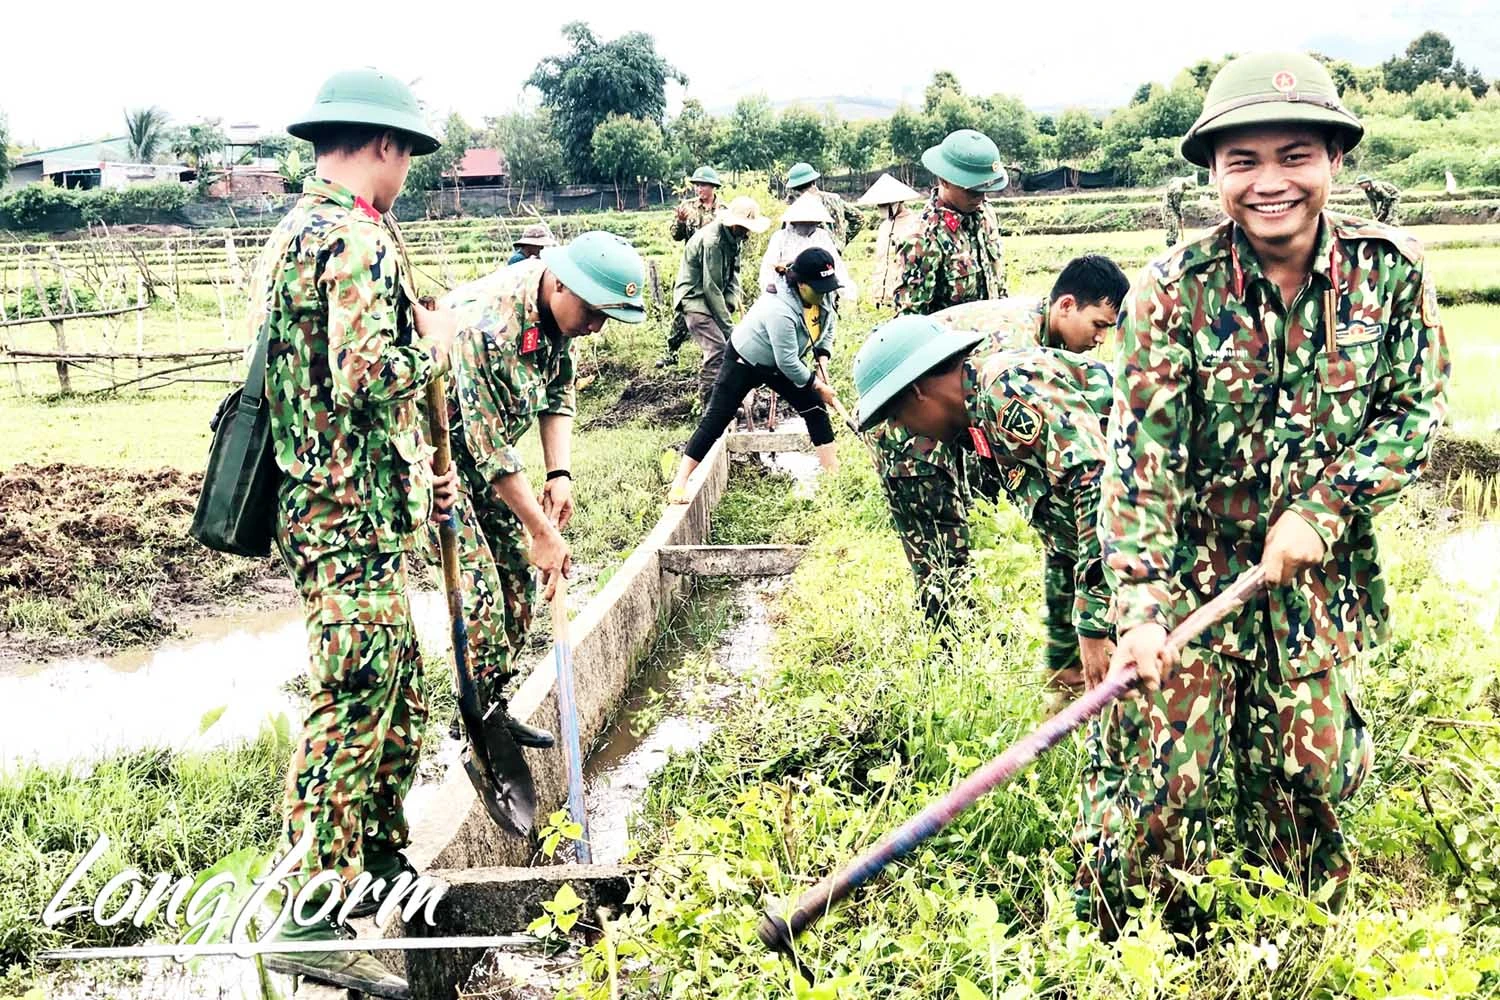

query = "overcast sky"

[4,0,1498,150]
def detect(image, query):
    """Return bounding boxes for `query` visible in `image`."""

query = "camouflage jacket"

[892,194,1007,315]
[260,177,446,564]
[818,190,865,246]
[441,258,576,489]
[878,298,1113,641]
[1362,181,1401,224]
[1102,213,1449,676]
[672,220,746,334]
[961,347,1113,637]
[670,194,723,242]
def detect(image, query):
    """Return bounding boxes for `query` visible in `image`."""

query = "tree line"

[2,27,1492,201]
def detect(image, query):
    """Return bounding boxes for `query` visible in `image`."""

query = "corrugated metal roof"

[16,136,132,166]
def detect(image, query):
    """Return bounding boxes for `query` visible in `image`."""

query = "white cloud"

[2,0,1496,149]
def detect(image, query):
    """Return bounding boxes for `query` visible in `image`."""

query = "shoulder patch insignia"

[1422,275,1441,328]
[521,326,541,354]
[967,427,993,459]
[998,397,1042,445]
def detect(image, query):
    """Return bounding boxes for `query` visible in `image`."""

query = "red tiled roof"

[451,148,508,178]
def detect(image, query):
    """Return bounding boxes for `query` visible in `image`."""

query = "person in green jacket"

[671,196,771,403]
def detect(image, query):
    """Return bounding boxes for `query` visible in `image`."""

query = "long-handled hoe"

[757,566,1268,975]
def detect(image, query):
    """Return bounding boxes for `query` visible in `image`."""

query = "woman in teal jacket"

[667,247,841,501]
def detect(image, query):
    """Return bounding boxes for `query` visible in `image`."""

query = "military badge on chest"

[521,326,541,354]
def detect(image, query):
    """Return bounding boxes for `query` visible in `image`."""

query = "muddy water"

[0,594,451,771]
[464,578,783,997]
[1433,520,1500,629]
[585,577,782,863]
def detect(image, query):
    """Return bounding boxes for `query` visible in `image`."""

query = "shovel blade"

[460,737,537,839]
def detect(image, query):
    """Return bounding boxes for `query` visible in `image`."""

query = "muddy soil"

[0,463,283,665]
[581,361,696,430]
[1427,432,1500,483]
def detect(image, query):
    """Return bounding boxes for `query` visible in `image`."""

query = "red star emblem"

[1272,71,1297,93]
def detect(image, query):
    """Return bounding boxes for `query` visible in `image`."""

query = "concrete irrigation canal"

[13,428,818,1000]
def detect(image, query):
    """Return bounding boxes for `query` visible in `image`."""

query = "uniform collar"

[1228,212,1340,300]
[520,259,553,337]
[302,177,382,221]
[1036,298,1056,348]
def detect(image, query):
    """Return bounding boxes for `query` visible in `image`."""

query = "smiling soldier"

[1081,52,1451,945]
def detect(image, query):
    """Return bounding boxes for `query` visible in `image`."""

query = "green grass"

[558,449,1500,999]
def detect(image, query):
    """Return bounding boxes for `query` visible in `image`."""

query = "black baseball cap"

[790,247,841,294]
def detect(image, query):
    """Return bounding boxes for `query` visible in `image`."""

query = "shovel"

[425,375,538,838]
[758,565,1268,965]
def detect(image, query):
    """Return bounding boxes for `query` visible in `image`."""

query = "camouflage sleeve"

[881,470,970,625]
[670,208,692,242]
[892,224,936,316]
[984,362,1111,635]
[843,200,865,244]
[1287,260,1450,550]
[453,328,527,482]
[1044,547,1081,671]
[1099,275,1194,634]
[322,224,442,408]
[543,340,577,417]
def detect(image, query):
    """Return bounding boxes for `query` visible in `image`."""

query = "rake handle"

[758,565,1267,954]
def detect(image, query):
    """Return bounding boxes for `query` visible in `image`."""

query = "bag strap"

[242,224,303,408]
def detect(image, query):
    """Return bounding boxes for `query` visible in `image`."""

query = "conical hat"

[782,192,834,226]
[857,173,922,206]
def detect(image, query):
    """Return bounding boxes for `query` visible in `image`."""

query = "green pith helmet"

[1356,174,1374,185]
[921,129,1008,192]
[689,165,723,187]
[540,231,647,324]
[1180,52,1363,168]
[288,68,441,155]
[853,316,985,431]
[786,162,821,189]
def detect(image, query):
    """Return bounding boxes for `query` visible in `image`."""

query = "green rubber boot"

[261,892,411,998]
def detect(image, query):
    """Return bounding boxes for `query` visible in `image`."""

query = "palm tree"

[124,107,170,163]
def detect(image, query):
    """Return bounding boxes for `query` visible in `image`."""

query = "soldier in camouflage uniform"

[670,165,725,242]
[892,129,1008,316]
[659,167,727,366]
[854,314,1118,688]
[442,232,647,747]
[1357,173,1401,225]
[1162,176,1194,248]
[1084,52,1450,944]
[869,257,1129,681]
[786,161,865,247]
[261,69,455,995]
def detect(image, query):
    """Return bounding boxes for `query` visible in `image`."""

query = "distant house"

[445,148,509,187]
[4,136,190,191]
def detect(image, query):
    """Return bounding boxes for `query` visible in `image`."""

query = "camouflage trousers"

[278,546,427,882]
[1163,208,1181,249]
[1074,643,1372,936]
[446,472,536,701]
